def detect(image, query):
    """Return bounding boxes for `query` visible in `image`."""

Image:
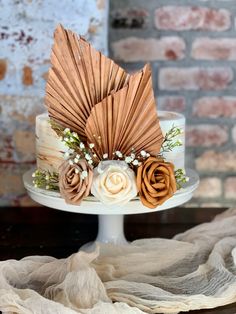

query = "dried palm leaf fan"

[85,64,164,159]
[45,24,130,140]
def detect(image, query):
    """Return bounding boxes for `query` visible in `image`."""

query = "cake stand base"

[80,214,128,251]
[96,214,128,244]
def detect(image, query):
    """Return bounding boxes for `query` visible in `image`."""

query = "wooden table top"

[0,206,235,314]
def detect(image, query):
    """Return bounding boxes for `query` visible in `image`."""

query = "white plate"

[23,168,199,215]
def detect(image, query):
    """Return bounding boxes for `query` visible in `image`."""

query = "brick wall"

[0,0,108,206]
[110,0,236,208]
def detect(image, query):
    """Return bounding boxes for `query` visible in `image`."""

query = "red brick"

[0,59,7,80]
[158,96,186,112]
[13,130,35,162]
[159,67,233,90]
[0,164,27,198]
[22,65,33,86]
[232,126,236,144]
[196,150,236,172]
[224,177,236,199]
[186,125,228,147]
[194,177,221,198]
[192,38,236,60]
[112,37,186,62]
[155,6,231,31]
[111,8,149,29]
[193,97,236,118]
[0,134,14,161]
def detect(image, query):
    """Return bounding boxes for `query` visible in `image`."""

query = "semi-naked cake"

[36,111,186,173]
[36,113,67,172]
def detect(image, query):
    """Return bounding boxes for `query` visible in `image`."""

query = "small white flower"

[81,170,88,179]
[185,176,189,182]
[75,168,79,174]
[89,143,95,149]
[33,180,35,184]
[177,139,182,145]
[93,153,97,157]
[115,151,123,158]
[32,172,36,178]
[64,151,70,159]
[64,138,69,142]
[34,184,38,188]
[76,154,80,159]
[146,153,150,157]
[132,159,139,166]
[88,160,93,165]
[74,157,79,163]
[130,153,135,160]
[46,185,50,190]
[63,128,70,134]
[85,153,91,160]
[80,142,85,149]
[72,132,78,138]
[69,160,74,165]
[103,153,108,159]
[140,150,146,157]
[70,137,74,142]
[125,156,132,163]
[45,175,50,181]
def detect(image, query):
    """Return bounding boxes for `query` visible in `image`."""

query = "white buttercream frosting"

[158,110,185,170]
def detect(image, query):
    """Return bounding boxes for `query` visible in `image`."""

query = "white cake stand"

[23,169,199,246]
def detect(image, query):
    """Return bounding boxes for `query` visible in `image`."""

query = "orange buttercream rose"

[137,157,177,209]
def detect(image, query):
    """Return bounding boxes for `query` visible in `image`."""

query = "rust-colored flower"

[59,159,93,205]
[137,157,177,209]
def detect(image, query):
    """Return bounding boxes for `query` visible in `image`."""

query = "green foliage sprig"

[50,119,99,166]
[175,168,189,190]
[32,169,59,191]
[161,125,183,153]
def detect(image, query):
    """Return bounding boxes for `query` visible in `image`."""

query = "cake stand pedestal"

[23,169,199,247]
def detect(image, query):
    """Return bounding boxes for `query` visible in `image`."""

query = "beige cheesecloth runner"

[0,208,236,314]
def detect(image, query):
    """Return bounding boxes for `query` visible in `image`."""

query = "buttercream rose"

[91,160,137,205]
[137,157,177,209]
[59,159,93,205]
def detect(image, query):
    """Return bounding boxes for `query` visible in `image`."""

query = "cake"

[33,24,188,209]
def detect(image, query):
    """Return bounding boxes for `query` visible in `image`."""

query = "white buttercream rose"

[91,160,137,205]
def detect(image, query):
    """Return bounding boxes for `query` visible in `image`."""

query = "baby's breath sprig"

[110,148,151,169]
[50,120,100,167]
[32,169,59,191]
[175,168,189,190]
[161,125,183,153]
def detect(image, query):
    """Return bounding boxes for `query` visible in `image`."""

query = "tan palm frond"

[85,64,164,159]
[45,24,130,140]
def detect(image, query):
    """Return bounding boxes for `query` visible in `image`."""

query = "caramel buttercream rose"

[59,159,93,205]
[137,157,177,209]
[91,160,137,205]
